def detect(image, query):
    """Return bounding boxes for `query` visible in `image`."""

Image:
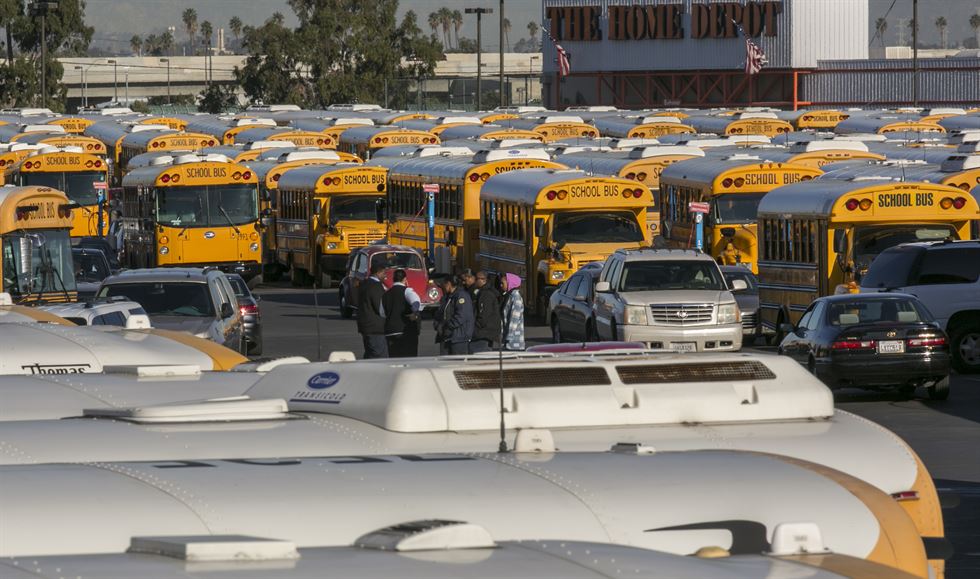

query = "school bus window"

[552,211,644,244]
[713,193,766,225]
[330,195,380,222]
[156,184,258,227]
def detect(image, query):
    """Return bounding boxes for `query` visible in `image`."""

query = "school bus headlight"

[159,246,169,255]
[625,305,648,325]
[326,242,338,250]
[718,303,740,324]
[250,242,259,252]
[550,270,566,281]
[859,199,872,211]
[159,236,170,244]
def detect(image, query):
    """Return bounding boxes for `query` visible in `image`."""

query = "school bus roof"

[835,116,946,135]
[122,160,258,188]
[384,152,561,183]
[554,151,695,178]
[758,180,980,219]
[437,125,543,141]
[480,168,643,206]
[661,157,822,189]
[0,185,70,214]
[339,126,439,145]
[17,150,106,170]
[276,163,386,191]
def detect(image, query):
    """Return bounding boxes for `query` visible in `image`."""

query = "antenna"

[497,297,508,453]
[312,277,323,361]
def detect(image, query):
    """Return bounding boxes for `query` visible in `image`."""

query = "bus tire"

[290,267,309,287]
[550,316,562,343]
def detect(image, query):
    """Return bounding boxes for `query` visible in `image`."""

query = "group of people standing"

[356,264,525,359]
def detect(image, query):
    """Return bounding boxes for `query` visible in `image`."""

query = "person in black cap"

[434,274,474,355]
[357,262,388,359]
[470,270,502,353]
[383,269,421,357]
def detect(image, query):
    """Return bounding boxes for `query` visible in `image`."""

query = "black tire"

[262,264,283,283]
[928,376,950,400]
[339,287,353,319]
[806,356,817,376]
[248,333,264,357]
[950,326,980,374]
[551,317,562,343]
[773,313,788,347]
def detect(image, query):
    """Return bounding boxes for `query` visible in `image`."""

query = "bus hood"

[621,290,735,307]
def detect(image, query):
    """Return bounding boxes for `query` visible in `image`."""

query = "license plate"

[670,342,697,352]
[877,340,905,354]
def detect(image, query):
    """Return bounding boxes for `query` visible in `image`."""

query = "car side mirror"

[221,302,235,319]
[779,322,796,334]
[595,281,611,293]
[720,227,736,238]
[730,279,748,292]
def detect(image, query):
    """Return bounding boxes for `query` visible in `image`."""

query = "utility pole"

[32,2,59,108]
[465,7,492,110]
[499,0,505,108]
[108,59,118,102]
[912,0,919,106]
[160,58,171,104]
[124,67,130,104]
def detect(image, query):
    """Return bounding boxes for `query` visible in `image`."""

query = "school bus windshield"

[329,195,382,223]
[552,211,644,244]
[712,193,766,225]
[21,171,105,206]
[156,184,258,227]
[2,229,76,297]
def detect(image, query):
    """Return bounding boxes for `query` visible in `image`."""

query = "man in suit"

[357,262,388,359]
[383,269,421,357]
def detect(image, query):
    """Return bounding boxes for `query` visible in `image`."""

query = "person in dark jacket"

[383,269,421,357]
[435,275,474,355]
[470,270,502,353]
[357,262,388,359]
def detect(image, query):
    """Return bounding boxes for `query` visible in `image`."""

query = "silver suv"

[97,268,245,353]
[861,240,980,373]
[593,249,745,352]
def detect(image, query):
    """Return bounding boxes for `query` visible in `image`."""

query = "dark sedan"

[720,265,760,343]
[227,274,263,356]
[547,262,603,343]
[778,294,950,399]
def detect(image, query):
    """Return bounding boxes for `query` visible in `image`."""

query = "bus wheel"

[320,273,333,289]
[263,264,283,283]
[290,267,309,287]
[550,317,562,343]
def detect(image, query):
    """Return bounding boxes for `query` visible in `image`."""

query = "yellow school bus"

[275,164,389,286]
[478,169,650,314]
[0,149,37,185]
[594,117,696,139]
[498,116,598,142]
[120,156,262,279]
[140,117,189,131]
[337,127,440,160]
[436,124,544,143]
[761,141,887,169]
[477,112,519,124]
[0,186,77,303]
[118,132,217,175]
[687,115,793,137]
[384,150,565,273]
[46,117,97,134]
[24,134,107,156]
[234,128,338,150]
[834,117,946,135]
[660,157,823,273]
[185,117,278,146]
[5,151,109,237]
[556,146,706,238]
[778,110,851,130]
[758,180,980,336]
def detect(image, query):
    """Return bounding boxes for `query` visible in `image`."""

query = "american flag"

[733,19,768,75]
[543,26,571,77]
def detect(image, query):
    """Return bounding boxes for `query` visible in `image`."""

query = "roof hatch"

[355,520,496,552]
[129,535,300,561]
[84,396,292,424]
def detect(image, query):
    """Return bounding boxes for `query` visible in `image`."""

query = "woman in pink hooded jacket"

[498,273,525,350]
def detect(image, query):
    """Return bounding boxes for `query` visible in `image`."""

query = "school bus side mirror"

[720,227,736,238]
[833,229,847,254]
[375,198,387,224]
[534,218,545,237]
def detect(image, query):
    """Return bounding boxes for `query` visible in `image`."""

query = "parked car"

[720,265,761,343]
[226,273,263,356]
[97,268,245,353]
[778,293,950,399]
[71,247,112,300]
[593,249,745,352]
[547,262,603,343]
[338,245,442,319]
[38,297,150,328]
[861,240,980,373]
[73,236,120,271]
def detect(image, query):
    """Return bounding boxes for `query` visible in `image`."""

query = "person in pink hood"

[498,273,525,350]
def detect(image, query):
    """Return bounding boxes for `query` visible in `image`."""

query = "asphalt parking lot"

[255,283,980,577]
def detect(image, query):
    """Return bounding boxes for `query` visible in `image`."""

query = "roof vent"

[200,153,233,164]
[233,356,311,372]
[629,145,705,159]
[174,153,203,165]
[640,116,682,124]
[416,146,473,158]
[130,124,171,133]
[790,140,869,153]
[247,140,293,151]
[455,366,611,390]
[83,396,292,423]
[355,520,496,552]
[616,361,776,384]
[489,138,541,148]
[941,155,980,172]
[514,429,556,453]
[737,112,779,119]
[129,535,300,561]
[328,351,357,362]
[473,148,550,163]
[104,364,201,377]
[723,153,762,162]
[148,155,176,166]
[767,523,831,556]
[282,150,340,162]
[539,115,585,123]
[611,442,656,455]
[439,116,481,125]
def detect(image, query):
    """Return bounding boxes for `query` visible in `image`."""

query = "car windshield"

[827,298,930,326]
[371,252,422,270]
[619,260,725,291]
[853,225,956,276]
[156,184,258,227]
[330,195,382,222]
[22,171,106,206]
[226,276,249,297]
[712,193,765,225]
[553,211,644,244]
[723,269,758,294]
[72,251,110,283]
[99,282,214,317]
[1,229,77,297]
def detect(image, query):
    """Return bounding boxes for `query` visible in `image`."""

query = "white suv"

[861,240,980,373]
[593,249,745,352]
[39,298,151,328]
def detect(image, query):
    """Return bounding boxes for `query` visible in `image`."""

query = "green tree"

[14,0,93,56]
[427,11,439,37]
[235,13,309,106]
[437,7,451,49]
[451,9,462,50]
[972,14,980,48]
[182,7,197,52]
[160,29,174,55]
[198,82,237,113]
[874,18,887,48]
[527,20,538,44]
[934,16,947,49]
[200,20,213,49]
[229,16,243,48]
[1,0,20,64]
[130,34,141,55]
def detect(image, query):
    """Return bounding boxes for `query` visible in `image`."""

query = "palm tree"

[438,7,452,50]
[451,10,462,50]
[874,17,887,48]
[527,20,539,46]
[972,14,980,49]
[427,11,440,38]
[161,31,174,55]
[229,16,243,48]
[201,20,213,49]
[935,16,947,49]
[503,17,511,52]
[270,12,285,27]
[182,8,198,52]
[130,34,142,56]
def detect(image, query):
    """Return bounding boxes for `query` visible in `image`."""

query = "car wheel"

[339,288,353,319]
[806,356,817,376]
[247,330,263,356]
[950,326,980,374]
[927,376,950,400]
[551,317,562,343]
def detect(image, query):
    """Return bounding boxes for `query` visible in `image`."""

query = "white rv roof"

[790,140,870,153]
[629,145,706,159]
